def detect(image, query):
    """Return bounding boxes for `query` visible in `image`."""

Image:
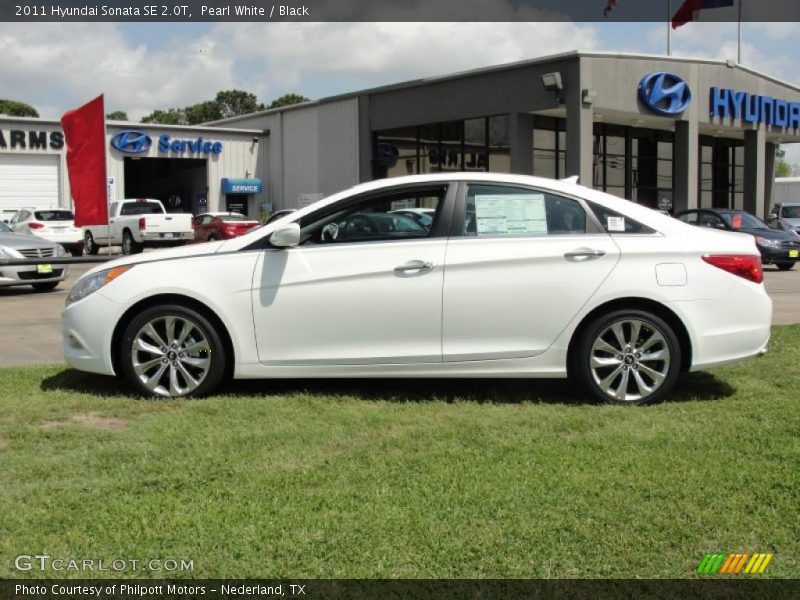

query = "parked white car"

[10,208,84,256]
[83,198,194,255]
[62,173,771,404]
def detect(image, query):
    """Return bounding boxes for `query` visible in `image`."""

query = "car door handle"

[394,260,435,272]
[564,248,606,261]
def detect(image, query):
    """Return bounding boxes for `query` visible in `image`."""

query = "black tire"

[70,247,84,257]
[31,281,59,292]
[84,231,99,255]
[207,235,217,242]
[775,262,795,271]
[572,309,682,406]
[121,230,142,255]
[120,304,227,398]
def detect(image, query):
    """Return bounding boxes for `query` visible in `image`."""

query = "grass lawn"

[0,326,798,579]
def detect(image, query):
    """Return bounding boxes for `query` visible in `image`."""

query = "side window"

[588,203,656,234]
[300,187,445,245]
[10,212,19,224]
[109,203,118,217]
[677,211,698,224]
[697,211,725,229]
[464,184,586,237]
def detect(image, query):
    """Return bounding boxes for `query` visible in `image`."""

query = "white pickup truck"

[83,199,195,255]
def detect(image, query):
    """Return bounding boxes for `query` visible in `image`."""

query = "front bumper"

[62,290,120,375]
[0,263,68,288]
[758,246,800,263]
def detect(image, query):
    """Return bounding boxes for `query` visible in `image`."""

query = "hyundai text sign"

[111,130,152,153]
[110,130,223,155]
[711,88,800,129]
[638,72,692,116]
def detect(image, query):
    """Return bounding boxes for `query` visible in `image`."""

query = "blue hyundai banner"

[221,178,263,194]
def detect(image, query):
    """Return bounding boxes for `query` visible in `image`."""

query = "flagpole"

[737,0,743,63]
[103,95,112,256]
[667,0,672,55]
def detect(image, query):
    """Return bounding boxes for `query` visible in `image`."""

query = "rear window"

[121,202,163,216]
[34,210,74,221]
[781,206,800,219]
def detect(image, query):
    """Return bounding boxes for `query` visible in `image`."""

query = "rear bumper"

[139,232,194,243]
[670,281,772,371]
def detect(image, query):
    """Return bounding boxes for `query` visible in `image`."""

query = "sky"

[1,19,799,162]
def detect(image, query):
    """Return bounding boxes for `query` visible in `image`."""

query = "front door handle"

[394,260,435,272]
[564,248,606,261]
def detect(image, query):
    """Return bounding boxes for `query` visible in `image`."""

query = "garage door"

[0,153,60,217]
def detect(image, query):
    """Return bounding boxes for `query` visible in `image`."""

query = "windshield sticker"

[607,216,626,232]
[732,214,743,229]
[474,194,547,235]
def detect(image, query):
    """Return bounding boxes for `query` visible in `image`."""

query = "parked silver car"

[0,221,69,291]
[768,202,800,238]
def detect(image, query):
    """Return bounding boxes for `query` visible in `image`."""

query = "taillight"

[28,222,44,229]
[702,254,763,284]
[138,217,146,231]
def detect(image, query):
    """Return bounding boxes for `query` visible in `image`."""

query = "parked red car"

[193,212,260,242]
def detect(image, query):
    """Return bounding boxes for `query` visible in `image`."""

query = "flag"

[60,94,108,227]
[603,0,618,17]
[672,0,735,29]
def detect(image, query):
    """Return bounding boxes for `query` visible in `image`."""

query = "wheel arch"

[110,293,235,380]
[567,297,692,374]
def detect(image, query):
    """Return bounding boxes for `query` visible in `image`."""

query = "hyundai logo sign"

[110,130,153,154]
[638,72,692,116]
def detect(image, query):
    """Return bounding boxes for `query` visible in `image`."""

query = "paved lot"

[1,259,798,367]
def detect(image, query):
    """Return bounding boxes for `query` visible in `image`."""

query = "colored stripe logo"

[697,553,773,574]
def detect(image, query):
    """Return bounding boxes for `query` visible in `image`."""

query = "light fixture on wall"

[542,72,564,105]
[582,89,596,106]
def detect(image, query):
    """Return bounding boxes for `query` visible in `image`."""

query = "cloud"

[0,22,233,120]
[210,21,600,98]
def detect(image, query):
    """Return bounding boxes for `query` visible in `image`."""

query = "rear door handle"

[394,260,435,272]
[564,248,606,261]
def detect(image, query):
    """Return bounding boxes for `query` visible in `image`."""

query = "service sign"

[110,129,223,155]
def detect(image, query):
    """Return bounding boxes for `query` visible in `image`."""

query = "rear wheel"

[120,304,227,398]
[84,231,99,255]
[207,235,217,242]
[122,230,142,255]
[573,309,681,406]
[775,262,795,271]
[31,281,59,292]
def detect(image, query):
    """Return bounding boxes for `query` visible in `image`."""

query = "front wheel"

[573,309,682,406]
[775,262,795,271]
[120,305,227,398]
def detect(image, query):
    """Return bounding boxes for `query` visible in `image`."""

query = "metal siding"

[281,106,320,209]
[317,99,360,195]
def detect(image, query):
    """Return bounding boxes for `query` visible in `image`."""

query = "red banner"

[60,95,108,227]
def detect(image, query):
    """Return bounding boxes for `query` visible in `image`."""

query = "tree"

[141,108,186,125]
[775,146,792,178]
[0,99,39,117]
[140,89,266,125]
[268,93,310,109]
[215,90,264,119]
[106,110,129,121]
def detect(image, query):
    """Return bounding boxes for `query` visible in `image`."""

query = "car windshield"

[34,210,74,221]
[780,206,800,219]
[0,221,11,232]
[121,202,163,215]
[719,211,768,230]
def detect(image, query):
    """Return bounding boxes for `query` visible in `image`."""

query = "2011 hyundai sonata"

[62,173,771,405]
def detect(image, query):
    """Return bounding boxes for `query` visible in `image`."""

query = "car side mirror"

[270,222,300,247]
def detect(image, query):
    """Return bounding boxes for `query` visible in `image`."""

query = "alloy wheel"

[589,318,671,402]
[131,315,212,397]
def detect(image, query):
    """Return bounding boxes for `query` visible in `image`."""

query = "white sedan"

[62,173,771,405]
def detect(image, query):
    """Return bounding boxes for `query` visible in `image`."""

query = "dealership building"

[3,51,800,221]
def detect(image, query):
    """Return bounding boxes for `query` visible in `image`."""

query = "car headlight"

[55,244,66,257]
[755,236,782,249]
[65,265,133,307]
